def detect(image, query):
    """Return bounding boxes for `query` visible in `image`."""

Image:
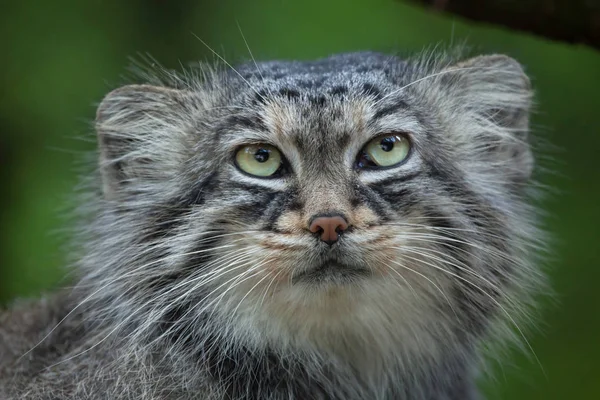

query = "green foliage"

[1,0,599,398]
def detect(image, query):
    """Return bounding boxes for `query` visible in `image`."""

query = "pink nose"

[309,215,349,246]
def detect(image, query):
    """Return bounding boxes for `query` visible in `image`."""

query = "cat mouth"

[291,261,371,285]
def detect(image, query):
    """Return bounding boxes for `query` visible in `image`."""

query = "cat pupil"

[254,148,270,163]
[380,137,395,152]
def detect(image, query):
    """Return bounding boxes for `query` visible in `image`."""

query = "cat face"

[91,52,540,357]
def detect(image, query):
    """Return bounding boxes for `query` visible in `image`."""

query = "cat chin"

[221,274,448,341]
[290,261,371,286]
[219,277,453,372]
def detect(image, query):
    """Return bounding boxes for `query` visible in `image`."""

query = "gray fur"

[0,51,546,399]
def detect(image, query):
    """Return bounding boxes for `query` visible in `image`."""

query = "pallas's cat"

[0,51,545,400]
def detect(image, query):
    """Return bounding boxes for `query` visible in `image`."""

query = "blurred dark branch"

[406,0,600,50]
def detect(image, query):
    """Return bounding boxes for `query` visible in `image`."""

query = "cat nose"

[308,214,349,246]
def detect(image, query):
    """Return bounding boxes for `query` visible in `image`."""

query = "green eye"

[357,133,411,169]
[235,144,283,177]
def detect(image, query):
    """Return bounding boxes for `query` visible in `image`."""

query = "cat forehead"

[237,51,403,91]
[215,53,417,146]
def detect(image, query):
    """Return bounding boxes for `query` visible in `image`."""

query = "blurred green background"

[1,0,599,398]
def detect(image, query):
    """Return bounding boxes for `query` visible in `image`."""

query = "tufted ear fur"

[446,55,534,183]
[95,85,194,199]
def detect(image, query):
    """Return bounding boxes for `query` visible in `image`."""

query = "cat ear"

[446,55,534,183]
[95,85,192,199]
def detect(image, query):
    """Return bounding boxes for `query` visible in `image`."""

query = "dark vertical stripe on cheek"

[261,192,293,231]
[225,183,298,232]
[184,230,226,271]
[149,232,227,341]
[232,200,276,221]
[185,171,219,207]
[368,184,418,208]
[224,182,282,227]
[141,172,219,242]
[353,185,392,221]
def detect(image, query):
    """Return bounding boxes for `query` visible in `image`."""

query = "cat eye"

[356,133,411,169]
[235,144,283,177]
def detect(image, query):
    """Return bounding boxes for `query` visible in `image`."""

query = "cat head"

[87,51,541,363]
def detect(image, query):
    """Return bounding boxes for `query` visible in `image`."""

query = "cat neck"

[191,330,479,400]
[142,310,480,400]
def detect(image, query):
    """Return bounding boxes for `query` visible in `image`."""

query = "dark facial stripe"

[232,200,275,221]
[361,83,382,100]
[353,184,393,221]
[185,229,226,270]
[368,170,423,186]
[141,206,188,242]
[222,183,281,224]
[366,171,423,207]
[372,99,410,120]
[185,171,219,207]
[261,191,298,231]
[228,181,279,197]
[149,228,227,342]
[371,187,418,208]
[224,114,267,132]
[140,172,218,242]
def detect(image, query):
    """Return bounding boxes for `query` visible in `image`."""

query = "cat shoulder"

[0,292,74,370]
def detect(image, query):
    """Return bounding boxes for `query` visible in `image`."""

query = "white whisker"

[190,32,267,103]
